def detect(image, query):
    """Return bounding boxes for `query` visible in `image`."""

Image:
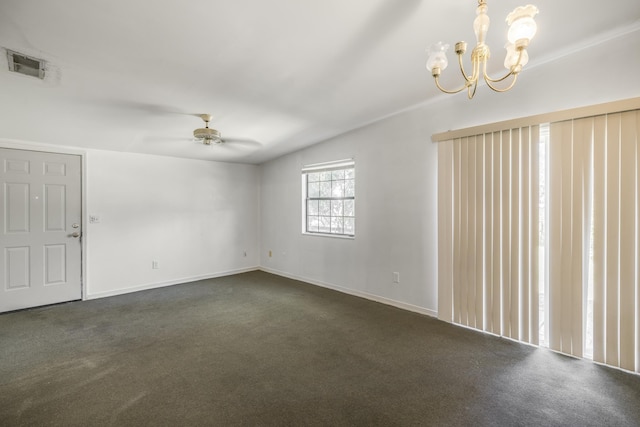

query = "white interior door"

[1,148,82,312]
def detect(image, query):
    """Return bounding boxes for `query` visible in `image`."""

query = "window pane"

[319,216,331,233]
[345,179,355,197]
[332,170,345,180]
[331,200,343,216]
[319,200,331,216]
[332,180,345,197]
[331,217,344,234]
[344,200,354,217]
[345,168,354,179]
[344,217,355,235]
[307,216,319,232]
[307,172,320,182]
[320,181,331,197]
[319,171,332,181]
[307,200,319,215]
[308,182,320,198]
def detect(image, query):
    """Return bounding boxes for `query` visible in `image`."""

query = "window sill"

[302,232,355,240]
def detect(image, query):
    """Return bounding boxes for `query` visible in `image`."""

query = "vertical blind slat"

[548,122,564,352]
[521,127,531,343]
[530,125,540,346]
[438,142,454,322]
[475,135,484,330]
[636,111,640,373]
[484,133,495,333]
[619,111,636,371]
[605,113,621,367]
[579,118,591,358]
[510,129,521,340]
[561,120,574,355]
[592,115,607,364]
[459,138,469,326]
[468,136,477,328]
[492,131,502,335]
[501,130,512,338]
[453,139,462,324]
[465,137,474,326]
[572,118,587,358]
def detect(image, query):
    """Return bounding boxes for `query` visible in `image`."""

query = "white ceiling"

[0,0,638,164]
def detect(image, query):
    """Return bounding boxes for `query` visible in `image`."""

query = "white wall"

[259,30,640,315]
[260,105,439,315]
[85,150,260,298]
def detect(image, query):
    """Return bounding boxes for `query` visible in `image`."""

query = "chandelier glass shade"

[426,1,538,99]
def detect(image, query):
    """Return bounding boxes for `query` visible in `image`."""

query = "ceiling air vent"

[7,50,46,79]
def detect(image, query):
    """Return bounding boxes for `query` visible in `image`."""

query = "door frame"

[0,138,88,301]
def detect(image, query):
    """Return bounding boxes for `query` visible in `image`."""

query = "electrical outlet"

[152,260,159,269]
[393,272,400,284]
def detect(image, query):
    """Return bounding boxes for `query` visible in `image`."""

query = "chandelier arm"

[484,73,519,93]
[467,78,479,99]
[457,53,475,84]
[434,75,469,94]
[473,54,483,83]
[484,49,523,83]
[479,58,518,93]
[484,69,516,83]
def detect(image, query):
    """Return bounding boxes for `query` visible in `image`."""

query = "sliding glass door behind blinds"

[549,111,640,372]
[438,126,540,345]
[438,109,640,374]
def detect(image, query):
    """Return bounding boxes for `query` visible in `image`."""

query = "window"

[302,159,355,237]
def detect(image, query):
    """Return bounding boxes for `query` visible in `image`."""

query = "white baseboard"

[259,267,437,318]
[85,266,260,300]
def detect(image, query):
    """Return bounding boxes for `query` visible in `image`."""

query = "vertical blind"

[593,111,639,372]
[550,111,640,372]
[438,126,539,345]
[438,108,639,373]
[547,118,590,358]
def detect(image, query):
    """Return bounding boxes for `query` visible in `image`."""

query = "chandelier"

[426,1,538,99]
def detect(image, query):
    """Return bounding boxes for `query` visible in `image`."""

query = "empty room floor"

[1,271,639,426]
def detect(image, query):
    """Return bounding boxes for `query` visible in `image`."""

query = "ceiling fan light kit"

[426,0,538,99]
[193,114,223,145]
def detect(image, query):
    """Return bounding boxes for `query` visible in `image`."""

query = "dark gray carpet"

[1,270,639,426]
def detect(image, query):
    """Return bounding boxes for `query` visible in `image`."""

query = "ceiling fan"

[193,114,223,145]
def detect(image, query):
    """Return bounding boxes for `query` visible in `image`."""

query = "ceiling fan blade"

[220,137,261,148]
[142,135,194,144]
[97,100,202,117]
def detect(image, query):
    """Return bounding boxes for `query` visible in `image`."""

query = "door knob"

[71,232,80,238]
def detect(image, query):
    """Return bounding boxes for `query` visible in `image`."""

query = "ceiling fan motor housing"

[194,127,222,144]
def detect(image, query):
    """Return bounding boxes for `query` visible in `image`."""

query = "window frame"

[301,159,355,238]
